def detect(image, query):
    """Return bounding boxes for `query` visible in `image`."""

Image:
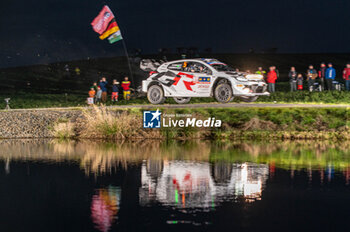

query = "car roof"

[165,58,226,65]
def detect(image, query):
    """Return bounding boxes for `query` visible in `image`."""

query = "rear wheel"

[214,83,233,103]
[147,85,166,104]
[173,97,191,104]
[240,96,258,102]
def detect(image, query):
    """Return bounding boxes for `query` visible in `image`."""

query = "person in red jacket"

[343,63,350,91]
[121,77,131,100]
[266,66,277,93]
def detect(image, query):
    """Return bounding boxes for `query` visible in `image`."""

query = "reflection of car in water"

[140,58,270,104]
[139,160,269,208]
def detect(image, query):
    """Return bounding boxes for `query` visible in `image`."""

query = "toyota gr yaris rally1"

[140,58,270,104]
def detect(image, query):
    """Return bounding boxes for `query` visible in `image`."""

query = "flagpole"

[121,37,135,89]
[93,4,135,88]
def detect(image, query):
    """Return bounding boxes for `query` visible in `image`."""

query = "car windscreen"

[210,64,234,72]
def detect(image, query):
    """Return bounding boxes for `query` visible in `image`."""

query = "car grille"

[250,85,266,93]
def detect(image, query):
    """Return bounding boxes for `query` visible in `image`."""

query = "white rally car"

[141,58,269,104]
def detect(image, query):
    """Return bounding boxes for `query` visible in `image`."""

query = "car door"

[167,61,212,97]
[192,64,213,97]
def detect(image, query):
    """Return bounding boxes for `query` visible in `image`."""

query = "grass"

[79,106,159,140]
[48,107,350,141]
[52,121,75,139]
[1,87,350,110]
[157,107,350,140]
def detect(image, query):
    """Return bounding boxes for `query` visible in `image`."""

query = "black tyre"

[240,96,258,102]
[214,83,233,103]
[147,85,166,104]
[173,97,191,104]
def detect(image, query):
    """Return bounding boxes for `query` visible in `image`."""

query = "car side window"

[167,62,184,71]
[184,62,212,75]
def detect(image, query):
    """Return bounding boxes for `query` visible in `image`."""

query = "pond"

[0,140,349,231]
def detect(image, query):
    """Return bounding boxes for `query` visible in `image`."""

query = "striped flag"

[108,31,123,44]
[99,19,119,40]
[91,5,123,44]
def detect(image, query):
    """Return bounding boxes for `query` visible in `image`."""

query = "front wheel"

[214,83,233,103]
[173,97,191,104]
[147,85,166,104]
[240,96,258,102]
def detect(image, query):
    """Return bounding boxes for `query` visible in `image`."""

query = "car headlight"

[236,76,248,82]
[246,74,263,80]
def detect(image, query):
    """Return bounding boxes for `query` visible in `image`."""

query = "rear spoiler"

[139,59,165,71]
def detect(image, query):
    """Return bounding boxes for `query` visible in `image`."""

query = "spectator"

[121,77,131,100]
[91,82,98,92]
[256,67,266,77]
[289,67,297,92]
[318,63,326,91]
[297,73,304,90]
[99,77,108,103]
[267,66,277,93]
[273,66,280,79]
[88,88,95,105]
[325,63,336,90]
[306,65,318,91]
[95,86,102,104]
[75,67,81,76]
[88,87,95,98]
[111,79,120,102]
[343,63,350,91]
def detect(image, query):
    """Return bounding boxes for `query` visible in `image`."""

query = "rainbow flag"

[91,5,123,44]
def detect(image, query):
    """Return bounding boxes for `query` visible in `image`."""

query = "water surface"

[0,140,349,232]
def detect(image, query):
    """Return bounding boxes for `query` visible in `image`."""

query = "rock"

[0,110,82,138]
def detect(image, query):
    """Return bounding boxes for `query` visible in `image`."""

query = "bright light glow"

[246,74,263,80]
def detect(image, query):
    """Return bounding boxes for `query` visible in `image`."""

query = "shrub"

[80,106,152,140]
[52,121,75,139]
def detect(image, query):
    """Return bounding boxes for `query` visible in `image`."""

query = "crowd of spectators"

[254,63,350,93]
[87,76,132,105]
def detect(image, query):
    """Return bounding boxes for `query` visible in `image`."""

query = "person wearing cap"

[318,63,326,91]
[343,63,350,91]
[111,79,120,102]
[325,63,336,90]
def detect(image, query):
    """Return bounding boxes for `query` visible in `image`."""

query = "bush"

[52,121,75,139]
[80,106,142,140]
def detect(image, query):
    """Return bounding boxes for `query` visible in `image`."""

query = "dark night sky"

[0,0,349,68]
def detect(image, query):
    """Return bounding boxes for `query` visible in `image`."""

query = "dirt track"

[4,102,350,112]
[108,103,350,109]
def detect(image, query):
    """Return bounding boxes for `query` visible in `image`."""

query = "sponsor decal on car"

[198,77,211,84]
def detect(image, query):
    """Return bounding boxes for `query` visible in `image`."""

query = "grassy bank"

[161,107,350,140]
[51,107,350,141]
